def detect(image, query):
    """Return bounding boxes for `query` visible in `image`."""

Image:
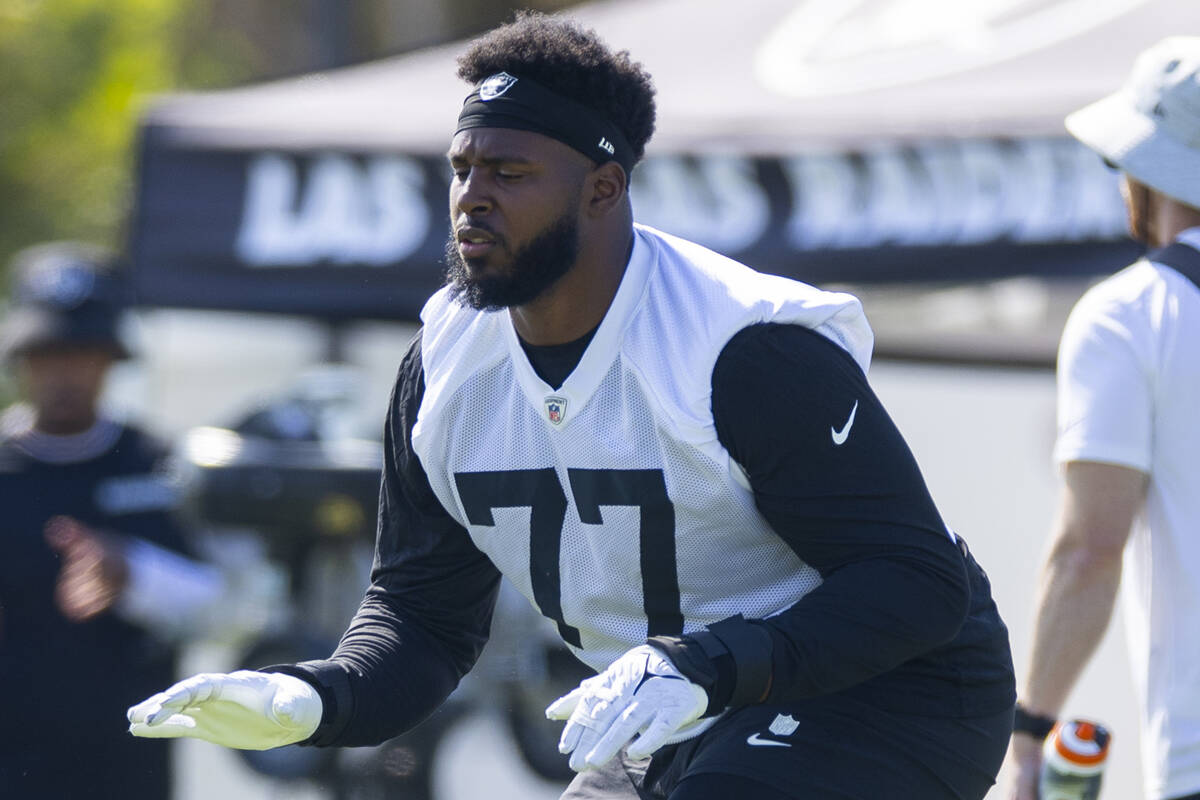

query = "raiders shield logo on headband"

[480,72,518,101]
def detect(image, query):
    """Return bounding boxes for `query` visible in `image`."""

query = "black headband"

[456,72,635,176]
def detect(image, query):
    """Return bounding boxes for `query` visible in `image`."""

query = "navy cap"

[1,242,131,360]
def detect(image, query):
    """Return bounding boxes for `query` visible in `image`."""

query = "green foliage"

[0,0,251,279]
[0,0,588,289]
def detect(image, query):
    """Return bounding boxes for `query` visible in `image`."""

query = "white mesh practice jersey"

[411,224,874,672]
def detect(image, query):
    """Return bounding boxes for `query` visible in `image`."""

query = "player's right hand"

[1003,733,1043,800]
[127,670,322,750]
[45,515,129,623]
[546,644,708,771]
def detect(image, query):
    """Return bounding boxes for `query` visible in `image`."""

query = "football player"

[130,13,1015,799]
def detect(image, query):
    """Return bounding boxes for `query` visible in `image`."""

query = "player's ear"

[585,161,628,218]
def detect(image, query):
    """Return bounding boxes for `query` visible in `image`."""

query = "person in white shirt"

[1007,36,1200,800]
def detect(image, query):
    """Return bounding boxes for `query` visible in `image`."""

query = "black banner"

[130,130,1141,322]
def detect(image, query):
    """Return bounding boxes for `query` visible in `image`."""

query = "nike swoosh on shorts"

[746,732,792,748]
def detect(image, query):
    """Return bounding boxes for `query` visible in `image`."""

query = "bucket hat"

[1,242,131,360]
[1066,36,1200,210]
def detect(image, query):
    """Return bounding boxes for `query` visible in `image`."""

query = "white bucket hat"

[1066,36,1200,210]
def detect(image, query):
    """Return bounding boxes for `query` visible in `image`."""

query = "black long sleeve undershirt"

[269,332,502,747]
[654,323,1012,717]
[718,323,971,691]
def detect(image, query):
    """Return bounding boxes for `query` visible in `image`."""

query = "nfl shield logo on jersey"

[544,396,567,426]
[768,714,800,737]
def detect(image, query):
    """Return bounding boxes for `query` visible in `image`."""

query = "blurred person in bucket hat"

[0,242,222,797]
[1,241,131,363]
[1007,37,1200,800]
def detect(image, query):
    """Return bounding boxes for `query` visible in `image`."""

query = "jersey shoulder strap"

[1147,241,1200,293]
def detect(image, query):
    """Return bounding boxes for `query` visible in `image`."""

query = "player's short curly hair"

[456,11,657,164]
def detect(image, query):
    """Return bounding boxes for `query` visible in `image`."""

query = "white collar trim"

[503,228,654,430]
[2,405,122,464]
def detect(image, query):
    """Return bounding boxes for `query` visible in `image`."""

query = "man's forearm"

[1019,533,1124,717]
[649,544,972,712]
[273,594,474,747]
[1021,460,1146,718]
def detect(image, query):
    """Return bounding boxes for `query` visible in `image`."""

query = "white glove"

[545,644,708,771]
[127,670,322,750]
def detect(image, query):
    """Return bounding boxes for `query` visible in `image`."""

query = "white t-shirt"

[1054,227,1200,800]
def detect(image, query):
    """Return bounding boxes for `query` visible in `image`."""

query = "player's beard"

[444,210,581,311]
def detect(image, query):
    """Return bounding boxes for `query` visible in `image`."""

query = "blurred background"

[0,0,582,276]
[3,0,1194,797]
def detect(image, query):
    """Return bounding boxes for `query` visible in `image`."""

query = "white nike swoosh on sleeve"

[831,400,859,445]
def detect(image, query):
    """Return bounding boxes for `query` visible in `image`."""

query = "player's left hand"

[545,644,708,771]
